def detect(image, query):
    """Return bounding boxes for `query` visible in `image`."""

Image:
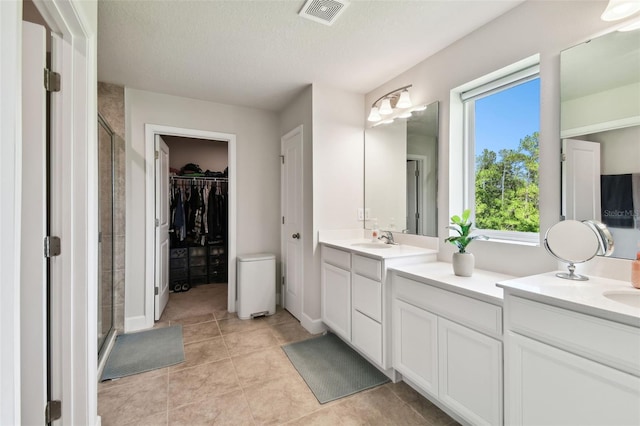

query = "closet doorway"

[145,124,237,323]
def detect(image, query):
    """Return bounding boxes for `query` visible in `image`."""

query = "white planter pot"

[452,252,474,277]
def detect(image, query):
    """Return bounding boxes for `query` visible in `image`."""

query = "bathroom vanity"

[320,238,436,376]
[391,262,514,426]
[319,233,640,426]
[498,273,640,426]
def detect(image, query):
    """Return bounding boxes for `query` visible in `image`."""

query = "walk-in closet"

[163,136,229,296]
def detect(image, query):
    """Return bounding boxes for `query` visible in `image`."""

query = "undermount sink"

[603,290,640,309]
[351,242,393,249]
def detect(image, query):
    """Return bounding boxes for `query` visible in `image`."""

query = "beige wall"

[364,0,620,277]
[125,88,280,329]
[163,136,229,173]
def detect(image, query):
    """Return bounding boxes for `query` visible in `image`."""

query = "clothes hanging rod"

[170,176,228,181]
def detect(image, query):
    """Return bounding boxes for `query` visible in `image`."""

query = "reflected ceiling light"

[601,0,640,21]
[411,104,427,112]
[367,84,413,123]
[398,111,412,118]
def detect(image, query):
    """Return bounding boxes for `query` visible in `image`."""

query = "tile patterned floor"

[98,284,459,426]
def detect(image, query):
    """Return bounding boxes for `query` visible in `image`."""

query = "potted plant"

[445,209,487,276]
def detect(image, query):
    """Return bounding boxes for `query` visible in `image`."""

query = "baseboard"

[124,315,150,333]
[300,313,327,335]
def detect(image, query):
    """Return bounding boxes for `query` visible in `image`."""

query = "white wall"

[364,0,618,277]
[365,120,407,230]
[280,84,364,329]
[311,85,364,320]
[562,82,640,133]
[582,126,640,175]
[125,89,280,329]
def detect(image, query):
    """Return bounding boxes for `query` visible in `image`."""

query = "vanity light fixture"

[367,84,413,122]
[618,17,640,30]
[601,0,640,21]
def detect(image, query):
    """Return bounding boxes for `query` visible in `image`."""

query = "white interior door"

[21,20,48,425]
[155,135,170,320]
[406,160,419,234]
[562,139,601,221]
[281,126,303,320]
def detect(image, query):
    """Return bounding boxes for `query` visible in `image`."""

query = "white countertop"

[319,238,437,260]
[497,272,640,327]
[390,261,516,305]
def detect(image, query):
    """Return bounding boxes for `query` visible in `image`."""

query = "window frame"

[450,55,541,246]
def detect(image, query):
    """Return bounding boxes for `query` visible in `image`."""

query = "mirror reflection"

[364,101,438,236]
[560,28,640,260]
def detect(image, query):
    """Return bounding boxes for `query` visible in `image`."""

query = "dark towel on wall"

[601,174,634,228]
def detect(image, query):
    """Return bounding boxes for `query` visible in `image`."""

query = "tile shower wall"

[98,82,126,331]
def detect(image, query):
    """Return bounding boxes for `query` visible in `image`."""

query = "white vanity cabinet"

[502,291,640,426]
[320,242,434,373]
[320,246,352,341]
[392,266,507,426]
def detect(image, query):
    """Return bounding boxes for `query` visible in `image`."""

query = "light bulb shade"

[619,18,640,30]
[379,98,393,115]
[367,106,381,122]
[396,90,412,108]
[601,0,640,21]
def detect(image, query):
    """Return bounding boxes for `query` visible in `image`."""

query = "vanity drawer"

[395,275,502,338]
[352,310,383,365]
[353,274,382,322]
[323,246,351,270]
[507,295,640,376]
[353,254,382,281]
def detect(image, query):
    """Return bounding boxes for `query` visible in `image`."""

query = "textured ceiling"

[98,0,524,112]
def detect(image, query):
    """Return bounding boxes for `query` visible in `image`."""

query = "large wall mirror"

[364,101,438,236]
[560,28,640,260]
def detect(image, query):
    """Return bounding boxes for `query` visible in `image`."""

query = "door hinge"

[282,216,285,225]
[45,400,62,423]
[155,150,159,160]
[44,68,61,92]
[561,153,566,162]
[415,169,419,177]
[282,276,285,286]
[155,218,159,227]
[415,212,420,219]
[155,286,159,295]
[44,236,61,258]
[280,155,285,164]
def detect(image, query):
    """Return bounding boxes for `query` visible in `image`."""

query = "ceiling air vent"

[299,0,350,26]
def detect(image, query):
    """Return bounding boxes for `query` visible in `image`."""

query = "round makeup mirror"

[544,220,601,281]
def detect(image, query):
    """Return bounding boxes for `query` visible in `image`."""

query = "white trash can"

[237,253,276,320]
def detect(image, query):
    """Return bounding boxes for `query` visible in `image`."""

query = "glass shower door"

[98,114,115,358]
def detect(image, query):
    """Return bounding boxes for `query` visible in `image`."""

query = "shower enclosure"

[98,113,116,360]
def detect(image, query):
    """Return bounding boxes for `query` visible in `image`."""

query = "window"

[453,58,540,244]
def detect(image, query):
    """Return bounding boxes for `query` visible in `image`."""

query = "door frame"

[1,0,97,424]
[280,125,304,317]
[145,124,237,323]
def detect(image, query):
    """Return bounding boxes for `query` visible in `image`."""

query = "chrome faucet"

[378,231,398,245]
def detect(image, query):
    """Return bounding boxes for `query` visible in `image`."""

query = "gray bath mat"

[101,325,185,381]
[282,332,389,404]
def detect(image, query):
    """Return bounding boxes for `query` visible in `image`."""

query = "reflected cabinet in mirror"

[364,101,438,236]
[560,29,640,259]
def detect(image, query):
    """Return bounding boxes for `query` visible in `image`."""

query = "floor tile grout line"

[223,318,259,426]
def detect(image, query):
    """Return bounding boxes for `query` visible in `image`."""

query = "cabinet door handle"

[292,233,300,239]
